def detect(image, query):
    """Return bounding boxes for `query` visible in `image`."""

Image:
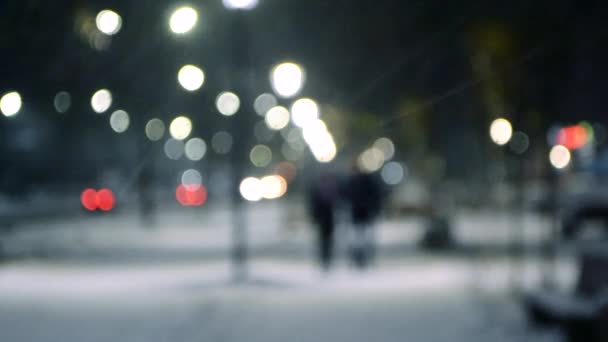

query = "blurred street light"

[0,91,22,117]
[169,7,198,34]
[109,109,130,133]
[96,10,122,35]
[177,65,205,91]
[169,116,193,140]
[265,106,290,130]
[549,145,571,169]
[490,118,513,145]
[223,0,259,10]
[91,89,112,113]
[270,62,305,98]
[216,92,240,116]
[291,98,319,128]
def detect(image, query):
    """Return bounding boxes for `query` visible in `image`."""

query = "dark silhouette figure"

[308,172,339,271]
[343,168,383,269]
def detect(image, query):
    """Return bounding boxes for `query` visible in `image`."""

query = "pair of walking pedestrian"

[308,167,383,271]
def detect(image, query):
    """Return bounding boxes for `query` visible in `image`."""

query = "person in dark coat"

[308,172,339,271]
[343,166,383,269]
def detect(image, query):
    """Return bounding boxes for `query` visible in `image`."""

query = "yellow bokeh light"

[489,118,513,145]
[178,65,205,91]
[261,175,288,199]
[270,62,305,98]
[169,116,193,140]
[265,106,290,130]
[357,147,384,173]
[291,98,319,128]
[96,10,122,35]
[0,91,22,117]
[373,137,395,161]
[549,145,571,169]
[169,7,198,34]
[91,89,112,113]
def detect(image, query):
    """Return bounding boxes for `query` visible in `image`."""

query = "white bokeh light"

[181,169,202,189]
[550,145,571,169]
[223,0,259,10]
[240,177,263,202]
[265,106,290,130]
[96,10,122,35]
[178,65,205,91]
[109,110,130,133]
[185,137,207,161]
[216,92,240,116]
[291,98,319,128]
[490,118,513,146]
[169,116,193,140]
[0,91,22,117]
[145,118,165,141]
[164,138,184,160]
[91,89,112,113]
[270,62,305,98]
[169,7,198,34]
[254,93,277,116]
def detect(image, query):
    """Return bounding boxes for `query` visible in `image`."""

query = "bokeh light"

[169,7,198,34]
[164,138,184,160]
[0,91,22,117]
[145,118,165,141]
[557,125,588,150]
[96,10,122,35]
[489,118,513,145]
[291,98,319,128]
[281,143,302,162]
[96,188,115,212]
[176,184,207,207]
[169,116,193,140]
[250,144,273,167]
[177,65,205,91]
[254,93,277,116]
[358,147,384,173]
[261,175,288,200]
[185,137,207,161]
[212,131,233,154]
[91,89,112,113]
[373,137,395,161]
[270,62,305,98]
[81,188,97,211]
[109,110,130,133]
[239,177,263,202]
[381,162,406,185]
[181,169,202,189]
[216,91,240,116]
[223,0,259,10]
[54,91,71,113]
[549,145,571,169]
[265,106,290,130]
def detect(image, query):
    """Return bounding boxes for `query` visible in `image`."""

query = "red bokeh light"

[557,125,588,150]
[96,188,116,211]
[176,184,208,207]
[81,188,116,212]
[81,188,97,211]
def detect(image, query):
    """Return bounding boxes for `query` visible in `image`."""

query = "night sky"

[0,0,607,191]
